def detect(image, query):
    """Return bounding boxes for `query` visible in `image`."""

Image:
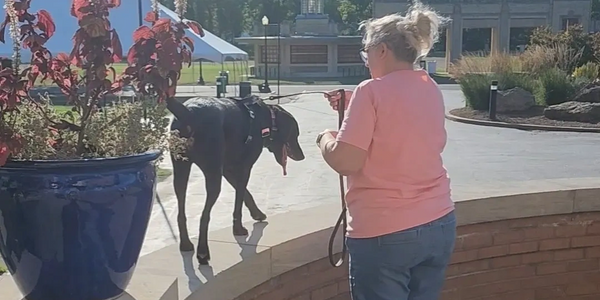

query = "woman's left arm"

[318,83,376,176]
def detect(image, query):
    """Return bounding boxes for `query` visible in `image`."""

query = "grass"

[157,167,172,182]
[0,262,6,275]
[52,105,72,115]
[31,61,371,87]
[30,61,251,87]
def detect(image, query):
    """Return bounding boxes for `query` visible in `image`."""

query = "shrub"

[449,52,520,80]
[572,62,600,80]
[498,72,537,94]
[460,72,537,110]
[520,44,583,75]
[0,0,203,164]
[534,68,578,106]
[460,74,493,110]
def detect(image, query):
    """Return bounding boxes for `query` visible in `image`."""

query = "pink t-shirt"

[336,69,454,239]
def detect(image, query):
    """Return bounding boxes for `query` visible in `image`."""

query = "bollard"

[489,80,498,120]
[239,81,252,98]
[216,76,225,98]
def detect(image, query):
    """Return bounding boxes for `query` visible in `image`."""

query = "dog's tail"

[166,98,195,126]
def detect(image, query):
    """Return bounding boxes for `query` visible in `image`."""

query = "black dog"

[169,95,305,265]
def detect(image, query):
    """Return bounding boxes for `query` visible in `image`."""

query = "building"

[375,0,592,69]
[235,0,367,79]
[236,0,592,79]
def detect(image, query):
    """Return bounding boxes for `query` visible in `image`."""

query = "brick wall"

[236,212,600,300]
[235,254,349,300]
[444,212,600,300]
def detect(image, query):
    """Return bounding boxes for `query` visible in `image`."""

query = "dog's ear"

[271,105,299,140]
[270,104,305,162]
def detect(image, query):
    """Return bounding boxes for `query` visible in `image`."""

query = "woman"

[316,2,456,300]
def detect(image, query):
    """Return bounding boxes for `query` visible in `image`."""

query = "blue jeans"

[346,211,456,300]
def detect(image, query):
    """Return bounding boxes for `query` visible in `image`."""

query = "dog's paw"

[251,210,267,222]
[180,240,195,252]
[233,225,249,236]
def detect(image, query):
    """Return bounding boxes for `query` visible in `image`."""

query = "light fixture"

[262,15,269,26]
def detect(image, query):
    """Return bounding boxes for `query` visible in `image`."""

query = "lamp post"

[277,22,281,96]
[259,15,272,93]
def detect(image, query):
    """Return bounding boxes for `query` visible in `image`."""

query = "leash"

[267,89,348,268]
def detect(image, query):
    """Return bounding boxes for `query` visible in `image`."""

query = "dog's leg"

[230,167,253,236]
[242,189,267,222]
[196,160,223,265]
[172,155,194,252]
[224,169,267,222]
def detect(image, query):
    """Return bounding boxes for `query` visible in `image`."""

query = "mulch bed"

[450,106,600,129]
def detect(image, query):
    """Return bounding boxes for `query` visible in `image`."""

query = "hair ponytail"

[402,1,444,59]
[361,0,448,63]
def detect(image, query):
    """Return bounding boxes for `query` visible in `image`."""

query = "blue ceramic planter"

[0,150,161,300]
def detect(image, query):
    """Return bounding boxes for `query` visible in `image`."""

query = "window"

[337,45,362,63]
[562,17,580,31]
[290,45,328,64]
[260,45,280,64]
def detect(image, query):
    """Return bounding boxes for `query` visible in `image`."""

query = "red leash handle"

[328,89,348,268]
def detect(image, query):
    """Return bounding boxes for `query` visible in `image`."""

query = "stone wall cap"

[136,178,600,300]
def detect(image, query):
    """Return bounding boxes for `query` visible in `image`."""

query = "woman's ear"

[379,43,390,59]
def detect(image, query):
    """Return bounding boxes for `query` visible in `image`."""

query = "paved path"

[142,84,600,255]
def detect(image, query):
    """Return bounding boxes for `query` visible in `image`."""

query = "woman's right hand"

[324,89,353,111]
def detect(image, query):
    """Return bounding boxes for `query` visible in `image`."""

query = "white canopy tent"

[0,1,249,86]
[158,3,248,63]
[157,3,249,86]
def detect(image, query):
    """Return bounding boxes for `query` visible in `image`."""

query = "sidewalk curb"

[445,111,600,133]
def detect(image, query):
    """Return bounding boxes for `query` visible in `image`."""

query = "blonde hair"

[359,1,448,63]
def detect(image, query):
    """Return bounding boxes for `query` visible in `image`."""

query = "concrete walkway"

[142,84,600,256]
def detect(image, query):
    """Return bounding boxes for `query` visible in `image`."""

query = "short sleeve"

[336,82,376,151]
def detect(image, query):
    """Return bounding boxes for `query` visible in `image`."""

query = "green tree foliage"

[158,0,373,37]
[334,0,373,34]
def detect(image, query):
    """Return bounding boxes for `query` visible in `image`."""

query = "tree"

[336,0,373,35]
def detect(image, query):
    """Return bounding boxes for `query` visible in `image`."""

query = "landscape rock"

[544,101,600,123]
[497,87,535,112]
[573,85,600,103]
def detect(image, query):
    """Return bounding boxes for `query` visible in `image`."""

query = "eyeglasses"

[359,47,368,64]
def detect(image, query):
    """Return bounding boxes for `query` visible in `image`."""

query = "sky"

[0,0,154,61]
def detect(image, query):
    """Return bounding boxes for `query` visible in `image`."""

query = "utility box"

[239,81,252,98]
[426,61,437,74]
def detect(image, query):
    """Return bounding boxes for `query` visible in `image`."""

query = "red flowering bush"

[0,0,203,165]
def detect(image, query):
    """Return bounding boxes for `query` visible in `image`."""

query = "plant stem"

[76,65,93,155]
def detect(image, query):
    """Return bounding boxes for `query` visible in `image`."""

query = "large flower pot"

[0,150,161,300]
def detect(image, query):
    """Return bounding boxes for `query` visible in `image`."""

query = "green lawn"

[52,105,72,115]
[32,61,370,86]
[157,167,172,182]
[33,61,251,87]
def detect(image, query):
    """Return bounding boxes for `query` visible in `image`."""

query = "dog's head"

[265,104,305,175]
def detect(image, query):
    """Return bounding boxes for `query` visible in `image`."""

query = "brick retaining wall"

[236,212,600,300]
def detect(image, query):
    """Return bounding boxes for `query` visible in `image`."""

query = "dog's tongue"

[281,147,288,176]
